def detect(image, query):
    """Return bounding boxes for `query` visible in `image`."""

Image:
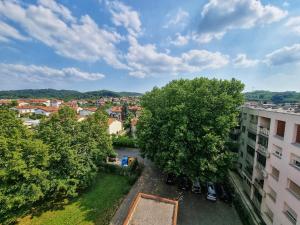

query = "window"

[290,154,300,170]
[287,179,300,199]
[257,152,266,167]
[265,206,274,223]
[295,124,300,144]
[271,166,280,181]
[248,132,257,141]
[284,203,297,225]
[273,145,282,159]
[242,126,246,132]
[258,135,268,147]
[276,120,286,138]
[247,145,255,157]
[268,186,277,202]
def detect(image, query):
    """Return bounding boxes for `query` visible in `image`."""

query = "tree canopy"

[137,78,244,182]
[0,107,114,224]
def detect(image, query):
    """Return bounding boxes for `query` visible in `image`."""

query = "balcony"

[248,123,258,133]
[259,127,270,137]
[257,144,270,157]
[247,139,256,148]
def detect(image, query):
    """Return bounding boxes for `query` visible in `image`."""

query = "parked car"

[165,173,176,185]
[192,178,201,194]
[217,184,232,203]
[206,182,217,201]
[178,175,191,191]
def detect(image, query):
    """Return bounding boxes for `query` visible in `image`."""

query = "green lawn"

[18,173,131,225]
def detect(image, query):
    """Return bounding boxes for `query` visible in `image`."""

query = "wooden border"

[123,192,178,225]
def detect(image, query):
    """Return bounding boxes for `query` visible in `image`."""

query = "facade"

[79,108,97,117]
[12,106,36,114]
[108,118,123,135]
[35,107,59,116]
[238,105,300,225]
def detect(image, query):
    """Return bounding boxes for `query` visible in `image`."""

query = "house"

[108,118,123,135]
[25,99,51,106]
[79,108,97,117]
[109,106,122,120]
[35,106,59,116]
[128,105,142,117]
[12,106,36,114]
[22,118,40,128]
[0,99,12,105]
[50,99,63,108]
[96,98,106,107]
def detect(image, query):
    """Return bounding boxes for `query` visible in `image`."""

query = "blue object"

[121,156,128,167]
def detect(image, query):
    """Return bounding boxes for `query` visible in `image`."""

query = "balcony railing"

[259,127,270,137]
[247,139,256,148]
[256,162,266,172]
[257,144,270,157]
[248,123,258,133]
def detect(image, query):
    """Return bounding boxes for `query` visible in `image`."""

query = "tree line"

[0,107,113,224]
[0,89,142,100]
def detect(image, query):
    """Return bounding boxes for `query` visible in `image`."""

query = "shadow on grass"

[19,173,132,225]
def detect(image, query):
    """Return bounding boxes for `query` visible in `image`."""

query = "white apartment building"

[238,105,300,225]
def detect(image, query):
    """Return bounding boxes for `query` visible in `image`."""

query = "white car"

[206,182,217,201]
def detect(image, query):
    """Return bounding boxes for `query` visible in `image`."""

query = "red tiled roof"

[111,106,122,113]
[83,107,97,112]
[108,118,116,125]
[15,106,36,110]
[128,106,142,111]
[36,106,59,112]
[131,117,138,126]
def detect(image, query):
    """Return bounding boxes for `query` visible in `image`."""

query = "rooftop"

[243,102,300,115]
[123,193,178,225]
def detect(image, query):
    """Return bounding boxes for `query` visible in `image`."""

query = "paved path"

[110,148,242,225]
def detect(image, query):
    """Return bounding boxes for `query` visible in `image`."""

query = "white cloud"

[0,21,28,42]
[126,36,229,78]
[285,17,300,35]
[0,0,127,69]
[233,54,259,68]
[169,33,189,46]
[164,8,189,28]
[197,0,287,43]
[106,0,141,36]
[0,63,105,83]
[265,44,300,66]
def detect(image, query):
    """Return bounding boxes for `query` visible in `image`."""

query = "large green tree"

[37,107,113,198]
[0,109,50,223]
[137,78,244,182]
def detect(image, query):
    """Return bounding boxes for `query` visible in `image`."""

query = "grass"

[17,173,132,225]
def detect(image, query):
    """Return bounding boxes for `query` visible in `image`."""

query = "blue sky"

[0,0,300,93]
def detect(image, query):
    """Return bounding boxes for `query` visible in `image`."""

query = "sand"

[127,197,175,225]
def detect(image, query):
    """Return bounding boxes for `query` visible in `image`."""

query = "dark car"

[166,173,176,185]
[192,178,201,194]
[178,175,191,191]
[216,183,232,203]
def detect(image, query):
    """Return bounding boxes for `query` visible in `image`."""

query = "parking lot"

[111,148,242,225]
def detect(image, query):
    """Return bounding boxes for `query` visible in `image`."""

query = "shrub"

[112,135,138,148]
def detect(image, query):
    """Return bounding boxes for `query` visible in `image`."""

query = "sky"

[0,0,300,93]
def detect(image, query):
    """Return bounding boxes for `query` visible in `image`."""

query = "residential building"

[109,106,122,120]
[12,106,36,114]
[108,118,123,135]
[35,106,59,116]
[50,99,63,108]
[237,104,300,225]
[79,107,97,117]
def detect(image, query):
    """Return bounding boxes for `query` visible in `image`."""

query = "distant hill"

[245,90,300,103]
[0,89,142,100]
